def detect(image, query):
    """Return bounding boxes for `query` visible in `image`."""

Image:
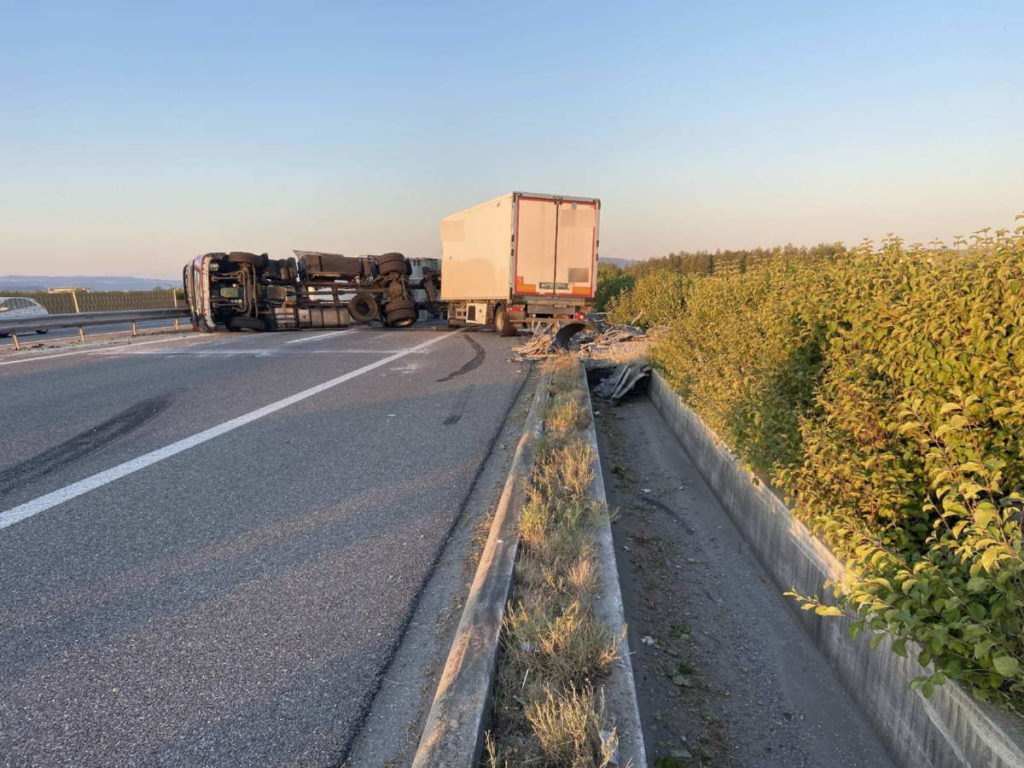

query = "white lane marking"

[111,347,432,357]
[283,329,355,345]
[0,334,202,367]
[0,331,458,530]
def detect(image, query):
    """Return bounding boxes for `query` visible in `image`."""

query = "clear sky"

[1,0,1021,278]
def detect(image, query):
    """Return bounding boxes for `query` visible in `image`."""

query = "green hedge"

[642,224,1024,711]
[605,268,692,328]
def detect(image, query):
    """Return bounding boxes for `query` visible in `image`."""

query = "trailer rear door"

[513,196,558,296]
[513,195,598,298]
[554,200,598,298]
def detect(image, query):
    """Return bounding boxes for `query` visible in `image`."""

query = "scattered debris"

[592,361,653,402]
[508,322,562,360]
[578,325,645,358]
[641,635,658,647]
[509,321,649,361]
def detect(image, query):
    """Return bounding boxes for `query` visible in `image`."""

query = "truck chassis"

[183,251,438,333]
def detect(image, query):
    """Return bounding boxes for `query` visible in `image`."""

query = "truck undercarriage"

[184,251,440,333]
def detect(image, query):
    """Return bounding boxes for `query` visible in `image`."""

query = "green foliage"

[595,263,634,311]
[606,268,692,328]
[651,220,1024,711]
[628,242,847,277]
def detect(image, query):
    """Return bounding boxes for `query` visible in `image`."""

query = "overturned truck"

[183,251,440,332]
[182,192,598,335]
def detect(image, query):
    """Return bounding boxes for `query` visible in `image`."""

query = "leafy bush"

[606,268,692,328]
[595,263,634,311]
[651,222,1024,711]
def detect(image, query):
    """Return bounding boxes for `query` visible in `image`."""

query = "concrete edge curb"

[648,369,1024,768]
[411,372,551,767]
[580,362,648,767]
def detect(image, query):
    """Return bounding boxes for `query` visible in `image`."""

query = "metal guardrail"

[1,308,191,349]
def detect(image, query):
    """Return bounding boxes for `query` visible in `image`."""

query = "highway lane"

[0,326,529,767]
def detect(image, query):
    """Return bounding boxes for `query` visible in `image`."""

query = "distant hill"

[598,257,636,269]
[0,275,179,292]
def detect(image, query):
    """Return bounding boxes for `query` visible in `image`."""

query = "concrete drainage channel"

[412,360,646,767]
[643,371,1024,768]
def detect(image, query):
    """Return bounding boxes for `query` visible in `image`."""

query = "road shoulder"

[344,364,538,767]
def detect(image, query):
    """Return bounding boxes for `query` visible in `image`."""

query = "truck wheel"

[377,252,408,276]
[227,251,262,266]
[348,293,379,323]
[385,297,417,328]
[494,305,516,337]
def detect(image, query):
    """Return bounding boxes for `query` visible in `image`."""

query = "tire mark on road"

[442,385,474,426]
[0,395,172,496]
[435,335,485,383]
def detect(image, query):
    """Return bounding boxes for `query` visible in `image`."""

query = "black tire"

[226,251,262,266]
[494,305,516,337]
[385,297,417,328]
[377,252,408,276]
[36,329,48,334]
[348,293,379,323]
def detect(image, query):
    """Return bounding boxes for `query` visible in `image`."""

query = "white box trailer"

[440,192,600,335]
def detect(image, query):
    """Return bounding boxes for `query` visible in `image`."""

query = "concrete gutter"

[579,362,648,767]
[411,372,551,766]
[648,370,1024,768]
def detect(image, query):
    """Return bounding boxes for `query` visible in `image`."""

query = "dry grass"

[484,354,622,767]
[526,685,618,768]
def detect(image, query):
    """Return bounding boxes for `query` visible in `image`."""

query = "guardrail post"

[173,292,180,330]
[71,290,86,342]
[11,333,20,351]
[131,321,138,337]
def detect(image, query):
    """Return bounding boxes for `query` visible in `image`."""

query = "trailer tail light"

[574,312,586,320]
[509,305,525,312]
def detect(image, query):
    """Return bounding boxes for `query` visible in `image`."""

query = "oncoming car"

[0,297,49,335]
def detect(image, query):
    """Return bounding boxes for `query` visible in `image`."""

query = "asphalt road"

[0,326,529,767]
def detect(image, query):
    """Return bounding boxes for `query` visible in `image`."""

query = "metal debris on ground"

[578,325,645,358]
[509,319,656,402]
[509,320,648,361]
[508,322,561,360]
[592,361,653,403]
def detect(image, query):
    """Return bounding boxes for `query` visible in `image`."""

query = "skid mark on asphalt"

[0,395,173,496]
[435,335,485,382]
[442,385,474,426]
[0,331,457,530]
